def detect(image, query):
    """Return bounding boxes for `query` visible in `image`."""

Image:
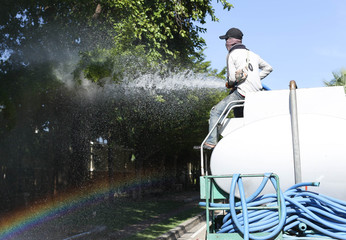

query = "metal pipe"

[289,80,302,184]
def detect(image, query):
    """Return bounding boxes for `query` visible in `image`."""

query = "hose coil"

[200,173,346,240]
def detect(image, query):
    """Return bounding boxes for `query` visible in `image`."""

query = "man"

[204,27,273,149]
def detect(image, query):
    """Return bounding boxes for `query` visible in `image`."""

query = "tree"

[0,0,233,207]
[108,0,233,64]
[324,69,346,90]
[0,0,233,73]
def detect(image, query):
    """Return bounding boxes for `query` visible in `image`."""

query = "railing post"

[289,80,302,184]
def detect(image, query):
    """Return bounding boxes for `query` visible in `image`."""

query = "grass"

[53,198,183,229]
[125,205,203,240]
[48,190,202,239]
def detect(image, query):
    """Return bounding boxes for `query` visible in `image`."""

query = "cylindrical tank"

[210,86,346,200]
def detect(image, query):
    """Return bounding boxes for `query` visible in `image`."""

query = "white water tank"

[210,86,346,200]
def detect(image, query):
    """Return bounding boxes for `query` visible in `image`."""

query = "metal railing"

[200,100,245,176]
[201,173,283,239]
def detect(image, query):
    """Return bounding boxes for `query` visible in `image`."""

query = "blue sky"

[200,0,346,90]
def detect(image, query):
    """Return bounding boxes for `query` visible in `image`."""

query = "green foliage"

[74,46,157,85]
[108,0,216,63]
[0,62,63,132]
[324,69,346,90]
[0,0,233,75]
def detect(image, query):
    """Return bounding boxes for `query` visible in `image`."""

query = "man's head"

[220,28,243,51]
[219,28,243,40]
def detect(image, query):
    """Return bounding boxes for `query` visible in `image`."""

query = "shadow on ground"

[5,190,201,240]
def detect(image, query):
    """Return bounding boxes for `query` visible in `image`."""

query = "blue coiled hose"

[199,173,346,240]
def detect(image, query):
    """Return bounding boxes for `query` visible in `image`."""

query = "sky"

[200,0,346,90]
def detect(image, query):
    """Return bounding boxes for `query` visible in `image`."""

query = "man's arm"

[258,58,273,80]
[227,53,237,85]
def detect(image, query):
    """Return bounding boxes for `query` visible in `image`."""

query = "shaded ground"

[5,190,201,240]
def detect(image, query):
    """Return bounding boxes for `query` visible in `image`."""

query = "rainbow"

[0,173,163,240]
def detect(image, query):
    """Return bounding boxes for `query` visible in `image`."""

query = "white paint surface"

[211,87,346,200]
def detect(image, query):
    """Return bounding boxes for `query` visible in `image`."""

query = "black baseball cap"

[219,28,243,40]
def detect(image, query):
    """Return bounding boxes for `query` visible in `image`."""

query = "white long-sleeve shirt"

[227,47,273,96]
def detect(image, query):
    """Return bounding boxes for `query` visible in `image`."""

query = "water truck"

[199,81,346,240]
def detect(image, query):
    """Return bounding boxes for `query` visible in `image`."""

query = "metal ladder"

[200,100,245,176]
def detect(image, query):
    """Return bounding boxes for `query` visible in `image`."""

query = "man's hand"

[225,81,233,89]
[235,69,248,84]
